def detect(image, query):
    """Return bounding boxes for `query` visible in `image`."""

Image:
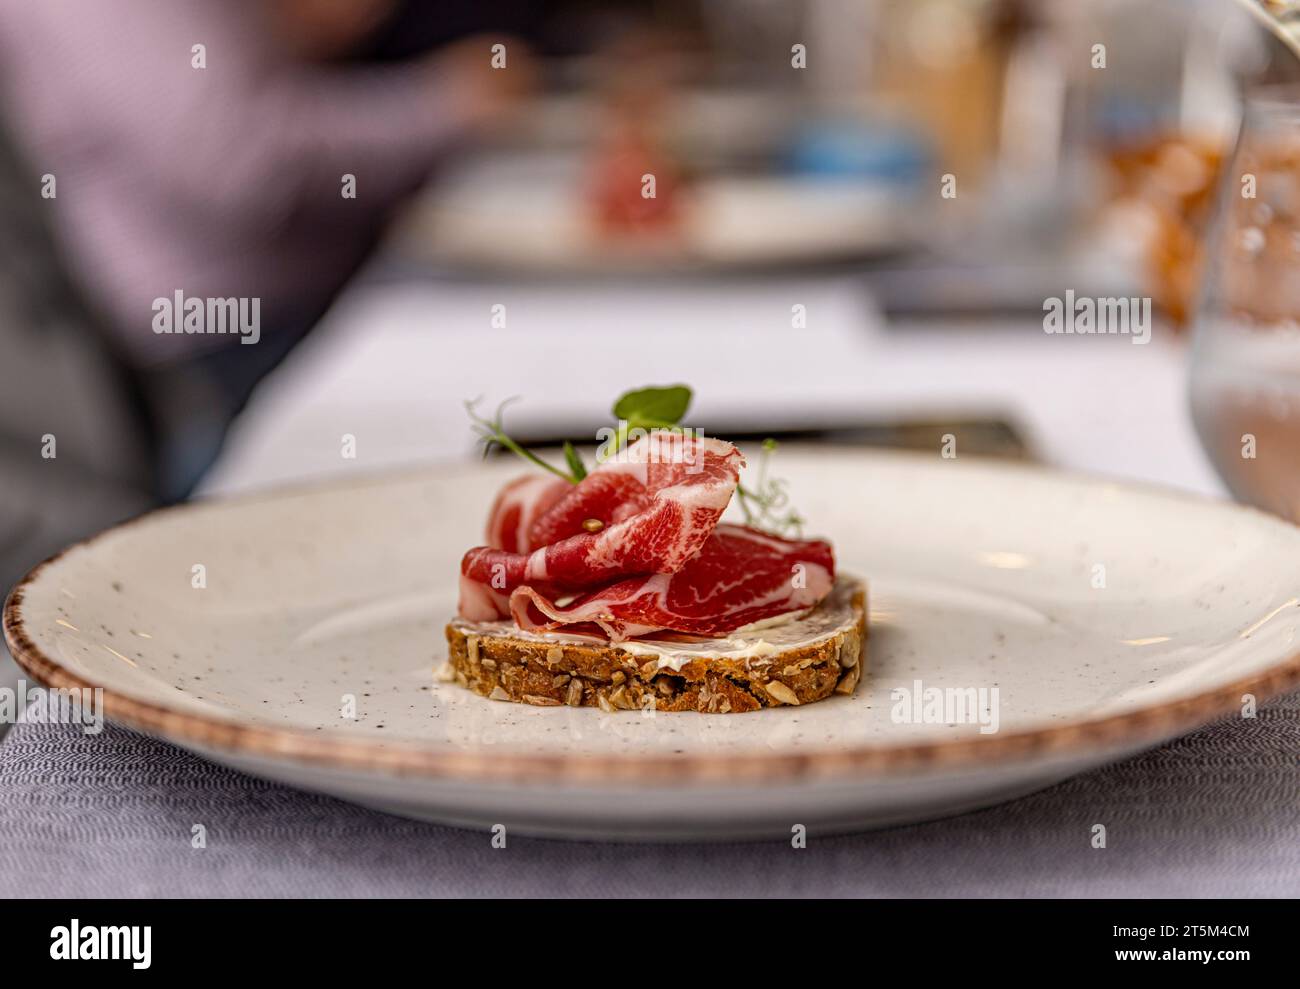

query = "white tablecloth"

[200,273,1223,498]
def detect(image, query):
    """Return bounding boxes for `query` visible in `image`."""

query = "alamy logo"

[152,290,260,344]
[1043,290,1150,345]
[890,679,1000,734]
[0,680,102,735]
[50,920,151,969]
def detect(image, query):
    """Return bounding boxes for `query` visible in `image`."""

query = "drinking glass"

[1190,88,1300,521]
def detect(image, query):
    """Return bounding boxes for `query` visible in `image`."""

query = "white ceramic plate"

[7,449,1300,839]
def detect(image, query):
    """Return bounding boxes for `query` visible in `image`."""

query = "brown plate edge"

[9,564,1300,787]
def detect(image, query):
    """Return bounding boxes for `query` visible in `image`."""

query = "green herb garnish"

[734,438,805,538]
[466,396,580,484]
[465,386,806,536]
[600,384,692,463]
[562,440,588,482]
[612,384,692,429]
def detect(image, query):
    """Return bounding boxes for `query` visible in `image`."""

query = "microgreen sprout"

[465,396,581,484]
[735,439,805,538]
[465,388,806,536]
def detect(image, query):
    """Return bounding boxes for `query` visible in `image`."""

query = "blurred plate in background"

[390,145,920,274]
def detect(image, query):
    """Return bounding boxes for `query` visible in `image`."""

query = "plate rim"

[7,453,1300,787]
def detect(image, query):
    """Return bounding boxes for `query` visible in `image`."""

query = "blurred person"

[0,0,531,499]
[0,0,533,691]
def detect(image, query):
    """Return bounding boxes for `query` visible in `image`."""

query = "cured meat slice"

[458,433,744,619]
[508,524,835,641]
[526,472,650,548]
[484,474,570,553]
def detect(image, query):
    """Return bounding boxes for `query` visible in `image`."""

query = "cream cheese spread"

[447,575,863,672]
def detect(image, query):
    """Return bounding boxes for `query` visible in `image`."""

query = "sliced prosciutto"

[457,431,836,641]
[484,474,570,553]
[510,524,835,641]
[459,433,744,618]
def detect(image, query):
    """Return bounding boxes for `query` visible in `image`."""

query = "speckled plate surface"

[7,449,1300,839]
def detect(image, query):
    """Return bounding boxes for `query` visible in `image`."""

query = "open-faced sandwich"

[443,385,866,714]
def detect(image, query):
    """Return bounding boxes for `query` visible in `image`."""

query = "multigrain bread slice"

[442,576,866,714]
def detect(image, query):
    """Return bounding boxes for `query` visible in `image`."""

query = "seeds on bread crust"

[522,693,562,707]
[565,678,584,706]
[764,681,801,706]
[835,663,862,695]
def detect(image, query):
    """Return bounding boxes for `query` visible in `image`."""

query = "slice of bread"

[442,576,866,714]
